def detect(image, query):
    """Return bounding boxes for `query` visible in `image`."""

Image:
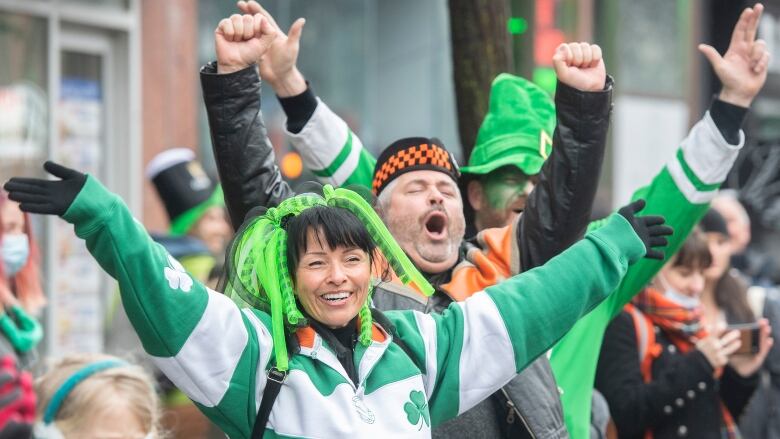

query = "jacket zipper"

[500,388,536,439]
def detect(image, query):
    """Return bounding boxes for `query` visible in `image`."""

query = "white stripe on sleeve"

[456,293,516,415]
[152,289,250,407]
[413,311,439,396]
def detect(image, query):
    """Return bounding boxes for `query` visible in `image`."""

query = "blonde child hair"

[34,354,162,438]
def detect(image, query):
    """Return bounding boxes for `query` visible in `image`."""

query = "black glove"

[618,199,674,260]
[3,161,87,216]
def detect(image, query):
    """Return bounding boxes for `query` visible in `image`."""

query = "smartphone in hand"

[728,323,761,355]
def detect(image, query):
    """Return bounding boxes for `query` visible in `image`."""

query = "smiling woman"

[5,157,668,439]
[286,207,375,329]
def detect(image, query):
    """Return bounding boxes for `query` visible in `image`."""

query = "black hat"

[146,148,223,235]
[371,137,460,195]
[699,209,730,237]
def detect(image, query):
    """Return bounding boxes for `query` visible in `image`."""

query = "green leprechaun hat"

[460,73,555,176]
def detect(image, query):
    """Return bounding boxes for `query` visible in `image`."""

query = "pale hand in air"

[699,3,771,107]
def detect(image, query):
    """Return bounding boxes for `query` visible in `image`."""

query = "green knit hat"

[460,73,555,176]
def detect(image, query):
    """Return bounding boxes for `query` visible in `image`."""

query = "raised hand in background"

[699,3,771,107]
[215,11,278,75]
[237,1,307,97]
[552,42,607,92]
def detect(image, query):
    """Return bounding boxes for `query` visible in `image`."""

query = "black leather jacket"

[200,62,295,228]
[200,62,613,439]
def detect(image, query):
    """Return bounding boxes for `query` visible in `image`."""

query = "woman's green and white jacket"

[62,176,645,438]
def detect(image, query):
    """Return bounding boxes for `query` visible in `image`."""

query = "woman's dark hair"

[671,228,712,271]
[285,205,379,276]
[715,271,755,323]
[696,211,755,323]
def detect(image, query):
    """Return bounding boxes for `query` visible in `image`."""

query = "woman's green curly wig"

[221,185,433,372]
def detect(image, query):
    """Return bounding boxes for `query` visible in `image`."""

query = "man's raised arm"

[200,10,296,229]
[517,42,613,271]
[239,1,377,188]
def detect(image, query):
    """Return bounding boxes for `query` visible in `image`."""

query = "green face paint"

[483,167,530,210]
[475,167,535,230]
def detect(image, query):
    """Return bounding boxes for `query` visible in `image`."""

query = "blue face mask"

[657,273,700,310]
[664,288,701,310]
[2,234,29,276]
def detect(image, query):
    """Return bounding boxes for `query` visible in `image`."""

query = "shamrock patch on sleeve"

[403,390,430,430]
[163,255,193,293]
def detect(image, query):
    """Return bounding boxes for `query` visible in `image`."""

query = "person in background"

[0,193,45,316]
[712,190,751,257]
[596,229,772,438]
[0,192,45,438]
[700,209,757,327]
[711,190,780,290]
[706,196,780,438]
[458,74,552,235]
[34,354,162,439]
[146,148,231,286]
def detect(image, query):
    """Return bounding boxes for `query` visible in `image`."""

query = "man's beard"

[383,206,465,266]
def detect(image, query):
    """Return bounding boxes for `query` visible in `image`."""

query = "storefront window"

[0,13,48,180]
[52,51,105,354]
[614,0,688,97]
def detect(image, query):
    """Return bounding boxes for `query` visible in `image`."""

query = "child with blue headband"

[34,354,160,438]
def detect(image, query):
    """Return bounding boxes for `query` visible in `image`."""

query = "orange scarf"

[630,287,739,439]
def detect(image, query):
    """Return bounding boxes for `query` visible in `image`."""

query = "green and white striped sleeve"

[63,176,272,438]
[551,110,744,439]
[389,213,645,427]
[602,110,743,315]
[285,98,376,188]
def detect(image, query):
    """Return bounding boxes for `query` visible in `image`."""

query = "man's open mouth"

[424,211,448,240]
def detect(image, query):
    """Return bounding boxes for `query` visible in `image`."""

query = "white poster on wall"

[0,83,47,160]
[50,78,104,356]
[612,95,690,208]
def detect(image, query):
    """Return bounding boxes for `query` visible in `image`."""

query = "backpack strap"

[251,367,287,439]
[252,332,298,438]
[624,304,662,383]
[624,304,662,439]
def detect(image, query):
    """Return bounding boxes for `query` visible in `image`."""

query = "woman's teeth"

[322,292,351,301]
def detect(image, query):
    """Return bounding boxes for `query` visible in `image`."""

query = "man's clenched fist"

[552,42,606,92]
[215,13,278,74]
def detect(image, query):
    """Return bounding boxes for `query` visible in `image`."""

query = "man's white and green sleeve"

[550,110,744,439]
[285,98,376,187]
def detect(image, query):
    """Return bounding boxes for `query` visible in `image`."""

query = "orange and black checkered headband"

[371,137,460,195]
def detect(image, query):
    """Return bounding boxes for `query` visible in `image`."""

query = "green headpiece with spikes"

[222,185,433,372]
